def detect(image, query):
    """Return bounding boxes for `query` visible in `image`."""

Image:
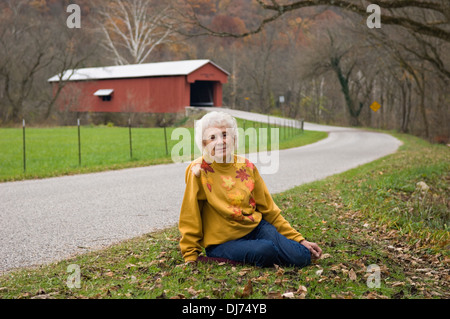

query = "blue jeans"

[205,219,311,268]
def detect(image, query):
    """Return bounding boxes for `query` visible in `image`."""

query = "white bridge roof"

[48,59,228,82]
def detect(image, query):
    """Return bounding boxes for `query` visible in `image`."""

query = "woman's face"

[202,126,234,162]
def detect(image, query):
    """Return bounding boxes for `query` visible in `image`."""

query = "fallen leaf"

[282,292,295,299]
[242,279,253,297]
[275,278,290,285]
[297,285,307,299]
[336,292,354,299]
[157,251,167,258]
[365,291,389,299]
[275,265,285,276]
[254,273,270,282]
[31,293,56,299]
[187,286,204,296]
[391,281,405,287]
[267,291,282,299]
[235,280,253,298]
[297,284,307,291]
[238,268,253,276]
[349,269,357,281]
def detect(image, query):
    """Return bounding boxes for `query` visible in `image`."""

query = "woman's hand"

[300,240,323,259]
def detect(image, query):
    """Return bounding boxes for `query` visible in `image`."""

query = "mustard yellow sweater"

[178,154,305,262]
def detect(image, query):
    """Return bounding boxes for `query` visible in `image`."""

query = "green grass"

[0,131,448,299]
[0,118,326,182]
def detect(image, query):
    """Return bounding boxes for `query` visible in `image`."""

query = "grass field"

[0,118,326,182]
[0,131,448,299]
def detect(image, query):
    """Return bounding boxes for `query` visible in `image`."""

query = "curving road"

[0,108,402,273]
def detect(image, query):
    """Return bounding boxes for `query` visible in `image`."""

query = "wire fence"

[11,116,304,177]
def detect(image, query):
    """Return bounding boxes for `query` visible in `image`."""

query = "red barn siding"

[187,63,228,84]
[53,61,228,113]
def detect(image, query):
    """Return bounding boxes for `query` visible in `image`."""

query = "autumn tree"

[0,0,97,123]
[175,0,448,140]
[96,0,175,65]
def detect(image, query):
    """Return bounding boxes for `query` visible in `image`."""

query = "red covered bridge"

[48,59,229,113]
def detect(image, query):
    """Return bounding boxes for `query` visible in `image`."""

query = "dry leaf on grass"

[186,286,204,296]
[349,269,357,281]
[235,280,253,298]
[275,265,285,276]
[282,292,295,299]
[297,285,307,299]
[238,268,253,276]
[267,291,282,299]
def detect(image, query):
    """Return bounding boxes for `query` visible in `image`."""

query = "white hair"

[194,111,239,152]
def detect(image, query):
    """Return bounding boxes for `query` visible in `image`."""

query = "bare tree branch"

[178,0,449,42]
[97,0,175,65]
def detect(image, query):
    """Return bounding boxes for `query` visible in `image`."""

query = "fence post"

[77,118,81,166]
[22,119,26,172]
[290,120,293,138]
[128,117,133,159]
[288,120,291,138]
[163,119,168,156]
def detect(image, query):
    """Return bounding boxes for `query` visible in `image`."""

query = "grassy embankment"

[0,130,448,299]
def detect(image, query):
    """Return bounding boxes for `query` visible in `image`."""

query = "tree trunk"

[418,72,429,138]
[330,56,363,126]
[400,81,408,133]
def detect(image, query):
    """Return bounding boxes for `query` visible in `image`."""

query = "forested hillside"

[0,0,448,143]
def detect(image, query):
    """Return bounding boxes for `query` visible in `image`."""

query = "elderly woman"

[178,111,322,267]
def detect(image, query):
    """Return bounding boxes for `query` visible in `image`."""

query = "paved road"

[0,108,402,273]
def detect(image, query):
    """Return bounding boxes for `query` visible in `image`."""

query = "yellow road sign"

[370,101,381,112]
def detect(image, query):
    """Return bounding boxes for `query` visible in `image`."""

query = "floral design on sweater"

[200,174,213,192]
[245,158,255,170]
[201,159,215,174]
[230,206,245,221]
[192,155,258,222]
[245,179,254,192]
[227,189,245,206]
[235,168,250,181]
[221,175,236,191]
